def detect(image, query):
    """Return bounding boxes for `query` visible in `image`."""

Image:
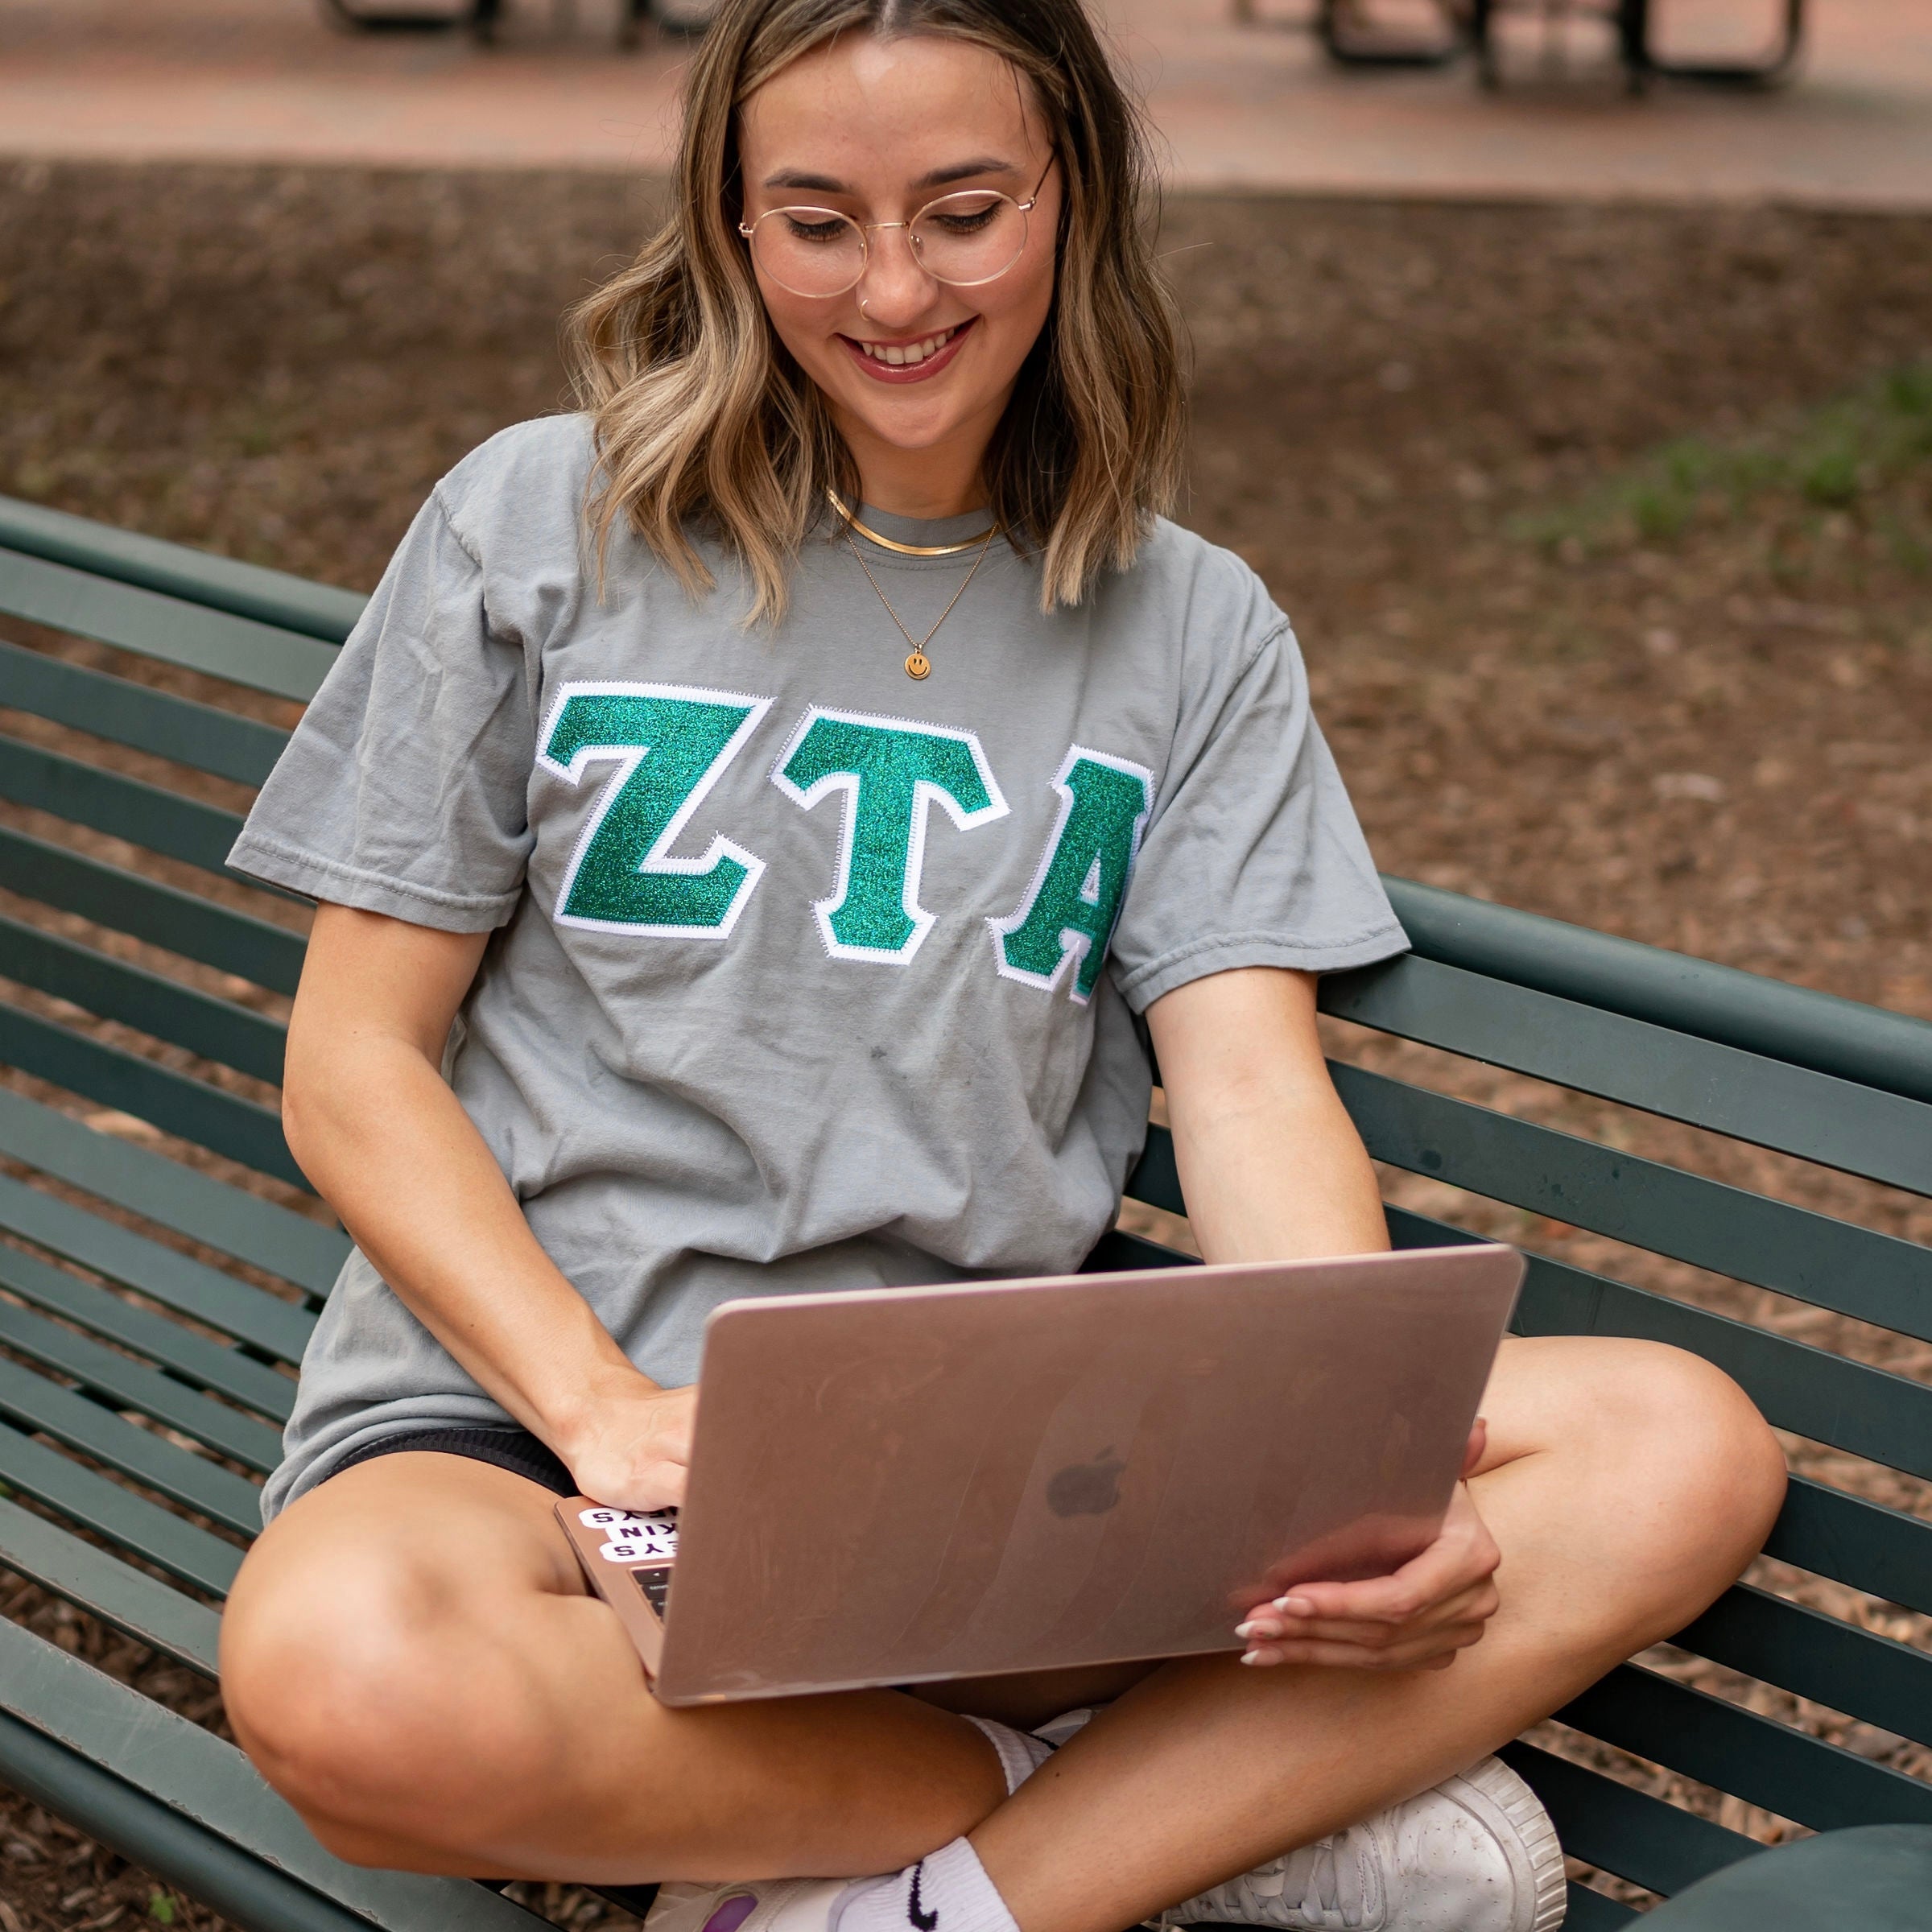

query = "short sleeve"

[1107,623,1407,1013]
[227,493,536,931]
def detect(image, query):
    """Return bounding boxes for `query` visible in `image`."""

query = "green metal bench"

[0,489,1926,1930]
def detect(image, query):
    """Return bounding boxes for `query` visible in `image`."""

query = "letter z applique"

[536,682,772,936]
[772,708,1009,964]
[990,747,1154,1003]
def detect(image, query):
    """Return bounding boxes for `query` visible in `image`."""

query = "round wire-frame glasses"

[738,159,1054,299]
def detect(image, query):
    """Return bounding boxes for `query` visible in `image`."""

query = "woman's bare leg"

[221,1453,1009,1882]
[222,1335,1784,1917]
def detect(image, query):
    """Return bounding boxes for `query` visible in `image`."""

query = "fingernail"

[1234,1619,1277,1640]
[1239,1649,1263,1666]
[1273,1595,1315,1616]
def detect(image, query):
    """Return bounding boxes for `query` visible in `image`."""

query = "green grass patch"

[1513,362,1932,566]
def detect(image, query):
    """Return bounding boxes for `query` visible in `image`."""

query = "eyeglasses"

[738,159,1054,299]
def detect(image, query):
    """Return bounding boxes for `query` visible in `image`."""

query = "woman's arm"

[1145,965,1387,1265]
[1146,965,1501,1671]
[283,903,692,1508]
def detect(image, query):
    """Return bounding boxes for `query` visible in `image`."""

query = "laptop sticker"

[602,1531,677,1562]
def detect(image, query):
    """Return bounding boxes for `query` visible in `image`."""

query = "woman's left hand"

[1234,1425,1502,1671]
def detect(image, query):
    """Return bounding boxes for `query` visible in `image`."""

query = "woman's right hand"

[559,1380,697,1512]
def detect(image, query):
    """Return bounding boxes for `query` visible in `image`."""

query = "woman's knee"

[1550,1337,1786,1585]
[221,1544,565,1854]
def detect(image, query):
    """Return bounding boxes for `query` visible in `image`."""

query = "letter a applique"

[990,747,1154,1004]
[772,708,1008,963]
[537,682,772,936]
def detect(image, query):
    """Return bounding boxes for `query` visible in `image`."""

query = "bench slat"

[1385,877,1932,1112]
[0,638,288,786]
[1560,1663,1932,1835]
[0,1419,242,1595]
[1765,1478,1932,1620]
[0,827,306,995]
[0,1088,348,1294]
[1673,1583,1932,1749]
[0,1710,403,1932]
[1323,957,1932,1198]
[0,1355,262,1534]
[0,496,364,646]
[1329,1065,1932,1343]
[0,733,250,878]
[0,915,286,1086]
[0,545,338,703]
[0,1170,314,1364]
[0,1616,550,1931]
[0,1246,295,1440]
[1514,1257,1932,1483]
[1385,1207,1932,1482]
[0,1496,221,1674]
[0,1294,285,1469]
[0,1006,305,1189]
[1501,1740,1762,1899]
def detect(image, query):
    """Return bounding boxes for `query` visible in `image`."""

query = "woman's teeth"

[857,326,960,367]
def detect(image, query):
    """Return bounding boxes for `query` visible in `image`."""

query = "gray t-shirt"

[233,415,1406,1519]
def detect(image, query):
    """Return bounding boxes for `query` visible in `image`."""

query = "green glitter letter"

[537,682,771,935]
[989,747,1154,1004]
[772,709,1009,962]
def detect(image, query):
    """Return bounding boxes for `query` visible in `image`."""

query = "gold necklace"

[827,489,998,559]
[845,525,997,680]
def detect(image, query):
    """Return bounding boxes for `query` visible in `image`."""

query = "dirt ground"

[0,157,1928,1928]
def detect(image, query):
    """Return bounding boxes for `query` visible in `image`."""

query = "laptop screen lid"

[652,1244,1522,1705]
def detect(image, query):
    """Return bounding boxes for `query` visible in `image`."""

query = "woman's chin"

[828,391,980,461]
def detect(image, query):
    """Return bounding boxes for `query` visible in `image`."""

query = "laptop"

[556,1244,1522,1705]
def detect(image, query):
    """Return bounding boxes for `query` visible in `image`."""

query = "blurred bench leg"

[1625,0,1806,86]
[1318,0,1462,68]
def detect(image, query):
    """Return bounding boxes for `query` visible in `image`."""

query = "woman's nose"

[854,225,936,331]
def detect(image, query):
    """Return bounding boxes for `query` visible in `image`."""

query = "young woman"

[219,4,1785,1929]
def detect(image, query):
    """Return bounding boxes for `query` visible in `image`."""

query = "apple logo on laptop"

[1047,1447,1125,1517]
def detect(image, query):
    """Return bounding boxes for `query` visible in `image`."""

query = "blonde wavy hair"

[564,0,1184,622]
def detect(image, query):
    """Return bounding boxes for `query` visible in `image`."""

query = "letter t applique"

[773,708,1009,963]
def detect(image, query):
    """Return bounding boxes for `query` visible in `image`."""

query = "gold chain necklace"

[845,525,997,680]
[827,488,998,558]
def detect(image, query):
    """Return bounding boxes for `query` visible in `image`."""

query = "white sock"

[960,1715,1054,1796]
[832,1836,1018,1932]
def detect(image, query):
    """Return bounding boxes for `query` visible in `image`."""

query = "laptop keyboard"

[634,1566,673,1616]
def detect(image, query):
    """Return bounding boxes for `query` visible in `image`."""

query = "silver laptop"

[557,1245,1522,1705]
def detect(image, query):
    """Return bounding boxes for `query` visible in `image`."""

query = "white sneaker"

[646,1878,857,1932]
[1147,1755,1566,1932]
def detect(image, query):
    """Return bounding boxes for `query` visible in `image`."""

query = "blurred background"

[0,2,1928,1927]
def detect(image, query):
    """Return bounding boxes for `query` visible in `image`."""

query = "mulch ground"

[0,156,1928,1927]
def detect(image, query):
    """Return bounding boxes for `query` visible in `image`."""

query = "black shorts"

[320,1241,1143,1502]
[328,1424,576,1496]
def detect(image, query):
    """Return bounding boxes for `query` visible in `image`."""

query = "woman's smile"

[840,316,977,382]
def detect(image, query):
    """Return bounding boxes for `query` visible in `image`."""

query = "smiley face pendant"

[904,650,931,680]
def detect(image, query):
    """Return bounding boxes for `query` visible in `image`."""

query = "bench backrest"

[1,491,1929,1927]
